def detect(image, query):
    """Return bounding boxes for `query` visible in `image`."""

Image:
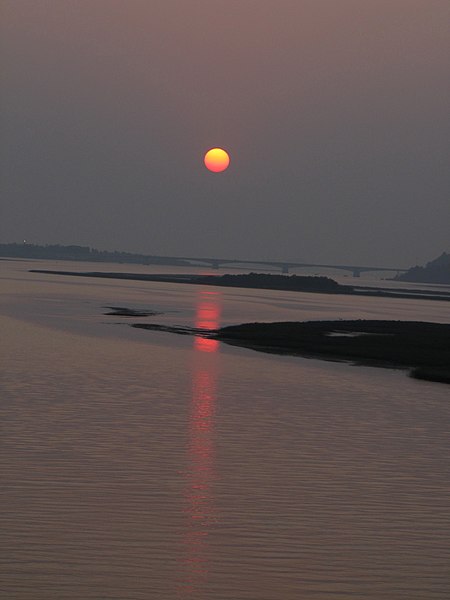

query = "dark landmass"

[394,252,450,284]
[103,306,161,317]
[30,269,349,294]
[216,320,450,369]
[132,323,209,336]
[410,367,450,384]
[29,269,450,302]
[132,319,450,383]
[194,272,349,292]
[0,242,189,267]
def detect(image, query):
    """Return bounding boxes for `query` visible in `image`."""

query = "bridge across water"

[151,255,407,278]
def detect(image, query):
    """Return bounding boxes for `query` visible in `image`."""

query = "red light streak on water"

[194,290,221,353]
[179,291,221,596]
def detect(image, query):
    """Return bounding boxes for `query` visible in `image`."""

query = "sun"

[204,148,230,173]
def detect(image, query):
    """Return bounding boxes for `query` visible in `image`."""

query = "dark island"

[130,319,450,384]
[193,272,348,293]
[215,320,450,383]
[29,269,450,302]
[103,306,161,317]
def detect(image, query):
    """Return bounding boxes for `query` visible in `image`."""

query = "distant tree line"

[0,242,188,266]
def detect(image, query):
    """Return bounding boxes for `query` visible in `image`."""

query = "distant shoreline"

[29,269,450,303]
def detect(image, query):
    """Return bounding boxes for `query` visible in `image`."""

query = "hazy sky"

[1,1,449,266]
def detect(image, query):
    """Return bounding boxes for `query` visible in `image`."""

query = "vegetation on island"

[193,272,350,293]
[394,252,450,285]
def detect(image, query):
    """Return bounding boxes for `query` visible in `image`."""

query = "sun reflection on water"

[180,290,221,596]
[194,290,220,353]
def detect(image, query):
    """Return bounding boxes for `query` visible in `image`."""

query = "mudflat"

[215,320,450,383]
[130,319,450,384]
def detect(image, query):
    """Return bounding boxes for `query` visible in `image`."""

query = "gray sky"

[1,0,449,267]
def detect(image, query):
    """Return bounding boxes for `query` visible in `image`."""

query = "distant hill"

[395,252,450,284]
[0,242,188,267]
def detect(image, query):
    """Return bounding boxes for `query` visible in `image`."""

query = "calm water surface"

[1,260,449,599]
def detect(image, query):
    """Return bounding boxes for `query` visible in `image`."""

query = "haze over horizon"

[2,1,449,268]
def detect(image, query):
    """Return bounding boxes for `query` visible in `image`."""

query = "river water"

[1,259,449,599]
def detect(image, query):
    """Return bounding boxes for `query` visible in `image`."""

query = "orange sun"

[204,148,230,173]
